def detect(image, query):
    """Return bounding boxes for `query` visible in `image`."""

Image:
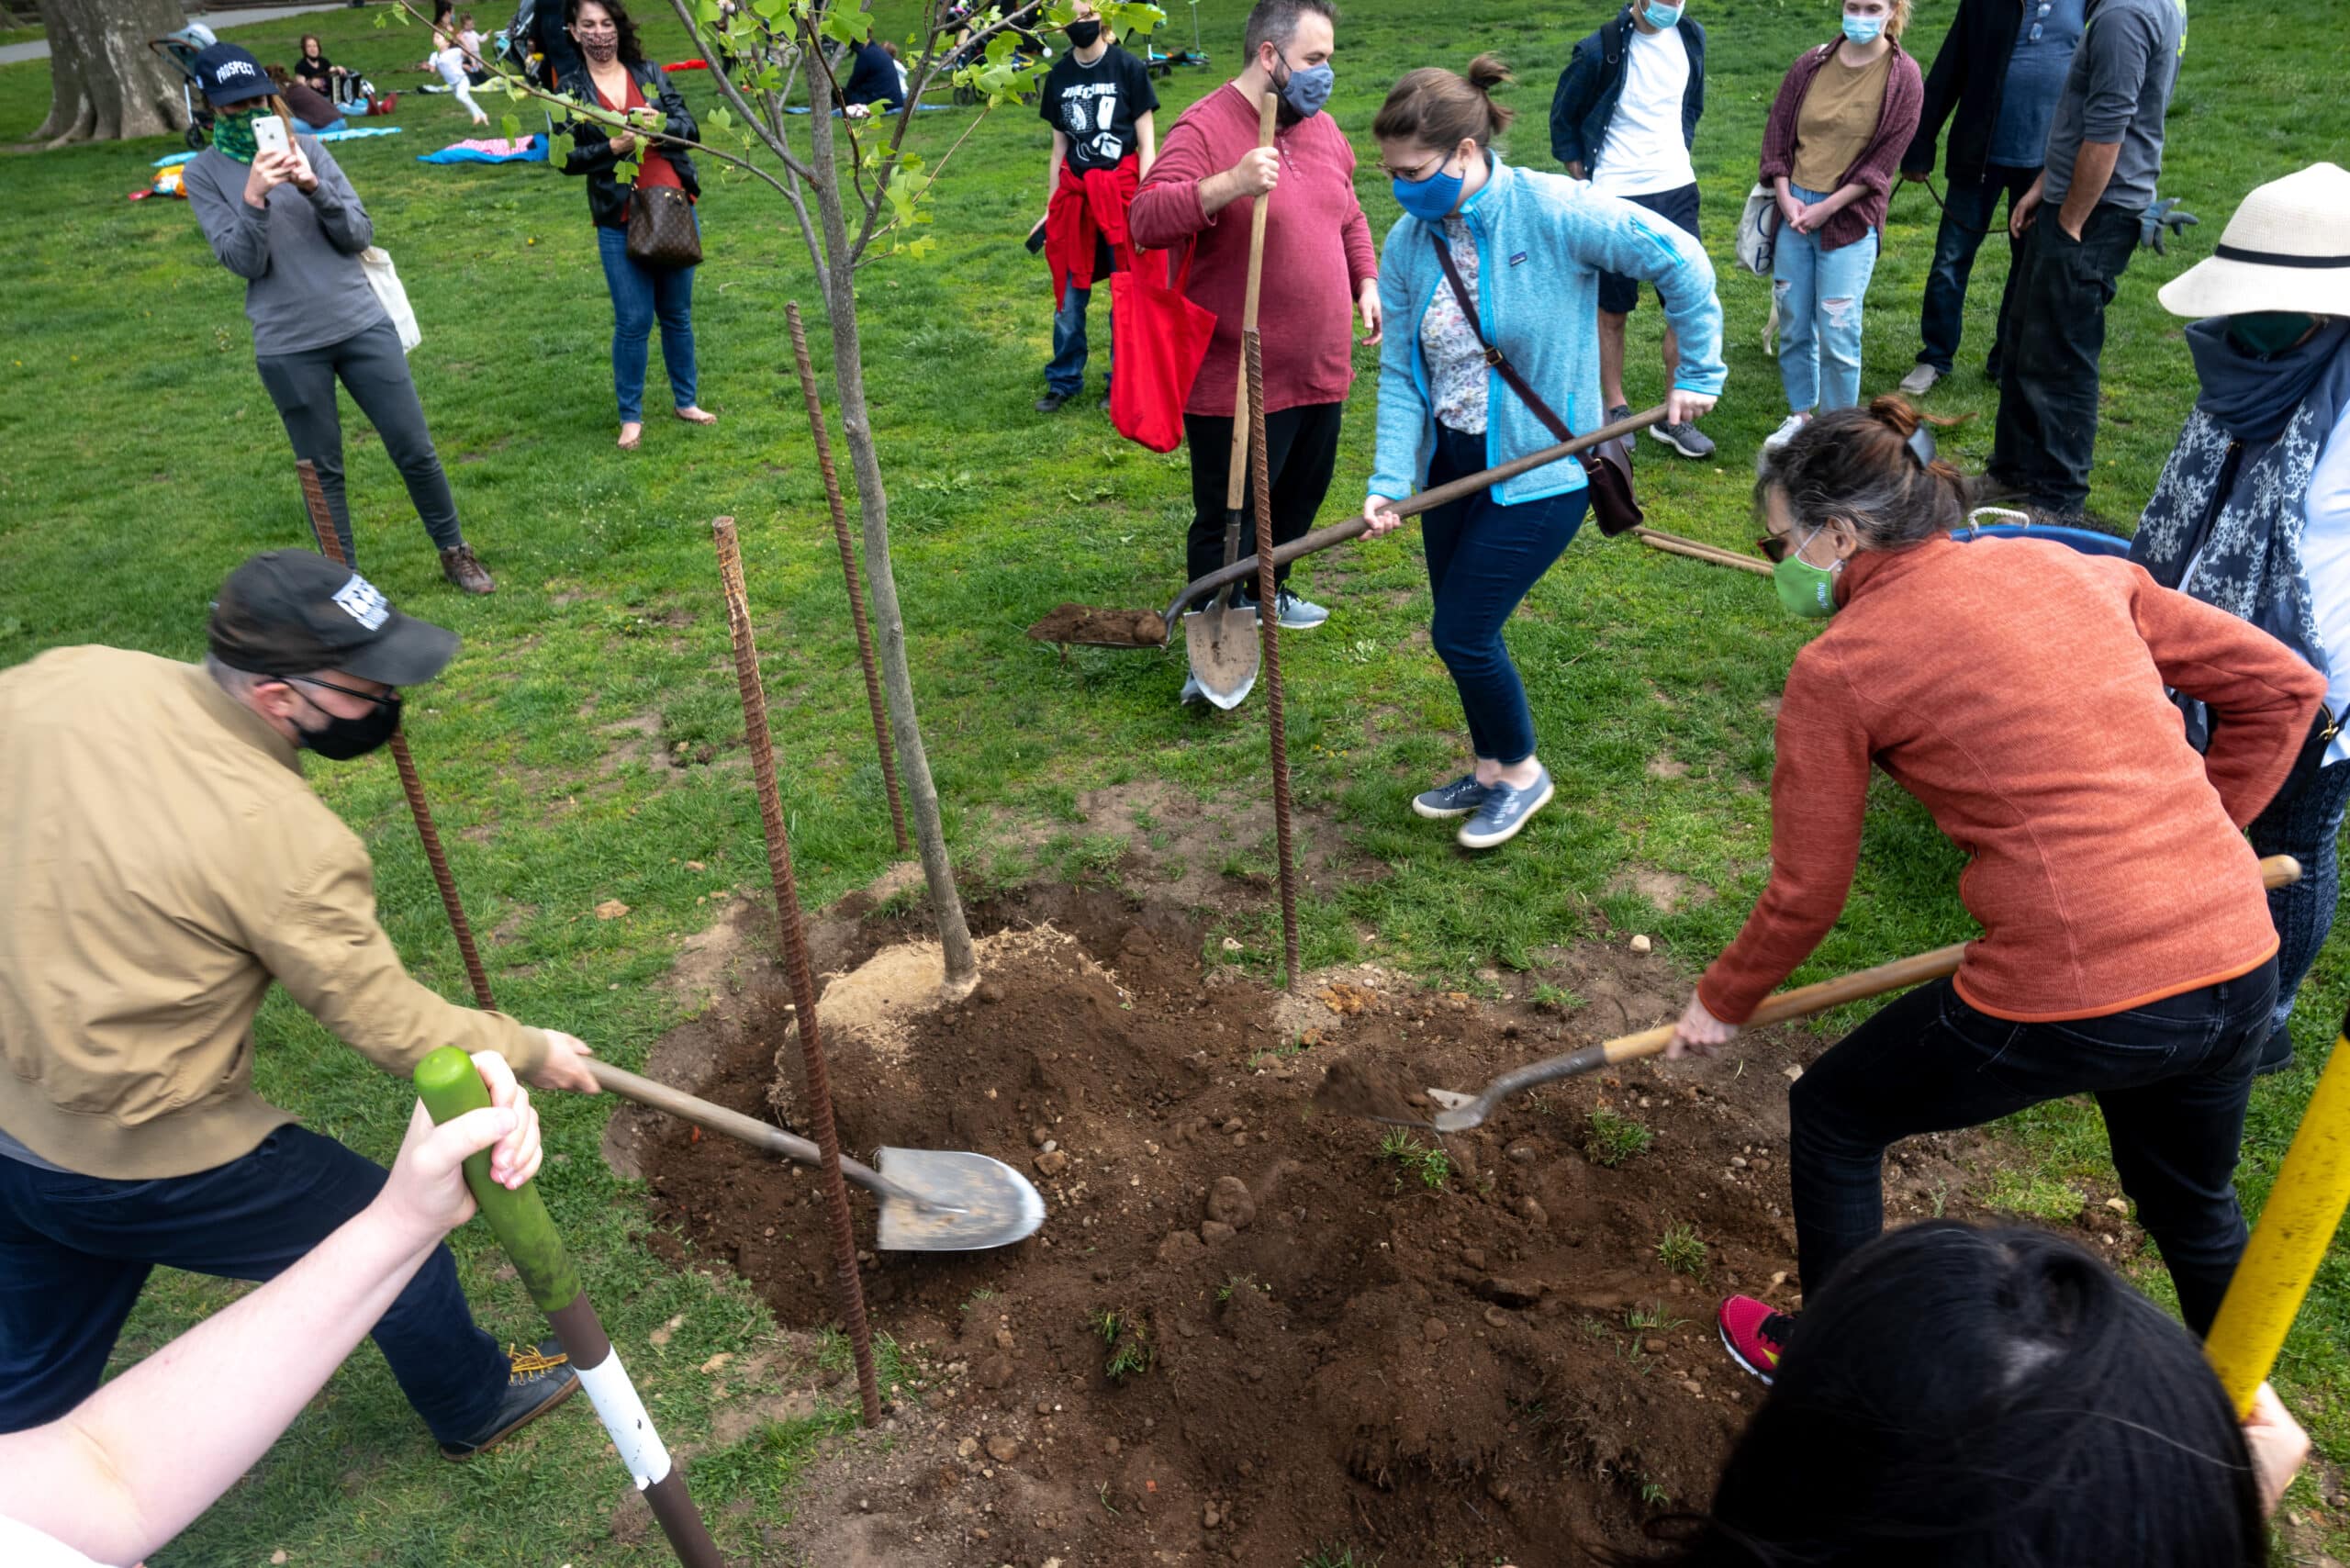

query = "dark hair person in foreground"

[1617,1223,2309,1566]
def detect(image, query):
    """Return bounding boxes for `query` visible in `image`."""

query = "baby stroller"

[149,22,219,151]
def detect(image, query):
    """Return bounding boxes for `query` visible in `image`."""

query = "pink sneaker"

[1718,1294,1796,1384]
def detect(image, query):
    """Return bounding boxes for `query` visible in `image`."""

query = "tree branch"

[659,0,815,180]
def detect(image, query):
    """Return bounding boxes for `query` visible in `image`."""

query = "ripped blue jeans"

[1773,184,1880,413]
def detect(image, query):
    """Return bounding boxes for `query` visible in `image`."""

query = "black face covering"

[1064,18,1102,47]
[292,689,403,760]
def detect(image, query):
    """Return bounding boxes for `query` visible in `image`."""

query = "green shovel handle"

[415,1046,582,1315]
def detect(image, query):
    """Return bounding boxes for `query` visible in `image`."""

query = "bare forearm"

[1137,112,1156,182]
[2059,140,2121,233]
[1046,129,1068,212]
[1819,180,1871,218]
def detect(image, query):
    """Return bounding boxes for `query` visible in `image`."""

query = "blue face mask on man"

[1273,48,1334,124]
[1841,11,1885,43]
[1642,0,1684,28]
[1392,153,1464,221]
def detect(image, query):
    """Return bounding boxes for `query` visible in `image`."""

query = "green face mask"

[212,107,259,164]
[2228,311,2318,358]
[1773,524,1842,619]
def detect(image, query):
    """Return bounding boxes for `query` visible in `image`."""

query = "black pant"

[1988,202,2141,513]
[1915,163,2037,377]
[1182,400,1344,608]
[1788,960,2276,1336]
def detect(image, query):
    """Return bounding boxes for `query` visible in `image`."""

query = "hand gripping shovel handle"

[414,1048,723,1568]
[1163,404,1669,629]
[1431,854,2303,1132]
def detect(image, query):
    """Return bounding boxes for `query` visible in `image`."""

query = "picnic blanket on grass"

[419,134,546,163]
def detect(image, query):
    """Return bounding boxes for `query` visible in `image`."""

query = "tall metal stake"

[296,459,497,1011]
[711,516,883,1425]
[786,300,910,856]
[1244,330,1302,991]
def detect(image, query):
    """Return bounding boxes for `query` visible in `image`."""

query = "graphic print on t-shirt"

[1039,46,1159,174]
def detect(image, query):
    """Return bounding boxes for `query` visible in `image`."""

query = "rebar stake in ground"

[296,459,498,1011]
[1245,330,1302,992]
[788,301,911,856]
[711,515,884,1426]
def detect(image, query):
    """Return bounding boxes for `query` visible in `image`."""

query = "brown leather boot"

[440,543,496,595]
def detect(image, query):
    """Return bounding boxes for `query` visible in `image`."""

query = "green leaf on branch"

[696,0,722,20]
[617,158,640,183]
[707,105,734,133]
[501,113,522,140]
[550,132,576,166]
[906,236,937,260]
[817,7,872,44]
[753,0,786,18]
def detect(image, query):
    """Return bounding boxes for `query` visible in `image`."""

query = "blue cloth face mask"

[1841,12,1885,43]
[1274,50,1334,123]
[1642,0,1684,27]
[1392,155,1464,221]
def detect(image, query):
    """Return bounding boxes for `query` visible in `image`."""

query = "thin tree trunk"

[33,0,187,146]
[803,41,979,995]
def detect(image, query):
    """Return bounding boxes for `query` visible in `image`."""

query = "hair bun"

[1464,51,1513,91]
[1867,393,1923,438]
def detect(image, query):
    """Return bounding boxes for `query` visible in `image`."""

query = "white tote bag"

[360,246,422,353]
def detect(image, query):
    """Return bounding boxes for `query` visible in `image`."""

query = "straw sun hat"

[2158,161,2350,319]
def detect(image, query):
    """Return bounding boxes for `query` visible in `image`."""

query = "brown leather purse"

[1429,233,1643,536]
[626,185,701,268]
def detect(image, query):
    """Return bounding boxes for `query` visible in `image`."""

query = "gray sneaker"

[1456,767,1554,850]
[1238,586,1329,631]
[1650,420,1717,459]
[1897,364,1942,397]
[1179,674,1206,706]
[1412,774,1492,820]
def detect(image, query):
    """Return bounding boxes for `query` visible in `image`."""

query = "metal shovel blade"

[1182,603,1259,710]
[872,1148,1046,1251]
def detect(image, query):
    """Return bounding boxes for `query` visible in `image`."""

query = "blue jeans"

[2249,756,2350,1050]
[0,1125,508,1444]
[596,221,698,423]
[1916,164,2036,376]
[297,114,349,134]
[1420,423,1590,767]
[1045,278,1111,398]
[1789,961,2277,1335]
[1773,184,1880,413]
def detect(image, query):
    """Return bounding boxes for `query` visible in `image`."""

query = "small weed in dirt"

[1377,1127,1453,1192]
[1529,981,1586,1012]
[1625,1302,1688,1334]
[1583,1106,1655,1168]
[1301,1548,1382,1568]
[1639,1476,1672,1507]
[1216,1272,1266,1303]
[1657,1222,1709,1278]
[1249,1036,1314,1069]
[1091,1307,1153,1381]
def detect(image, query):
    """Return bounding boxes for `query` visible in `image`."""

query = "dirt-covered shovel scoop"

[591,1061,1044,1250]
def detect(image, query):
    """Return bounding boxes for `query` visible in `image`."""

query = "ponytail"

[1373,53,1514,150]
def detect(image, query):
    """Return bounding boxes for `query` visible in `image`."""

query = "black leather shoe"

[1035,390,1070,413]
[2253,1027,2297,1078]
[439,1339,579,1460]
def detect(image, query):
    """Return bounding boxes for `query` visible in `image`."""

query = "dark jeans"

[1789,960,2277,1336]
[1916,163,2038,377]
[596,222,699,424]
[1988,202,2141,512]
[1183,400,1344,606]
[1420,423,1589,765]
[2250,756,2350,1048]
[1045,281,1110,398]
[0,1125,508,1444]
[254,316,464,566]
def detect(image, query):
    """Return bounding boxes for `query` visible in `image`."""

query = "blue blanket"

[419,134,548,164]
[153,125,404,166]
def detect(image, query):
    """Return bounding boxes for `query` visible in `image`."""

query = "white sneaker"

[1897,364,1942,397]
[1761,412,1810,458]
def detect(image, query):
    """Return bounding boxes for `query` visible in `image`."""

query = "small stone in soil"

[1200,1219,1236,1244]
[1424,1318,1449,1343]
[1204,1175,1257,1228]
[1104,1436,1121,1455]
[986,1436,1019,1462]
[1035,1149,1069,1176]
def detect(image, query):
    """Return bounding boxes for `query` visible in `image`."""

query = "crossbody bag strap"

[1429,230,1572,442]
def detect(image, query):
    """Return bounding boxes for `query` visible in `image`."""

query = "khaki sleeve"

[250,825,550,1080]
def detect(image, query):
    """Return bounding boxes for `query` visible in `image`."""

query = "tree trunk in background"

[33,0,188,146]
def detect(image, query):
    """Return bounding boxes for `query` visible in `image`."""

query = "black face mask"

[1065,18,1102,47]
[288,680,403,760]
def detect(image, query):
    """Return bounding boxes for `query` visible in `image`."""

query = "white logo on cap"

[332,573,392,630]
[214,58,259,81]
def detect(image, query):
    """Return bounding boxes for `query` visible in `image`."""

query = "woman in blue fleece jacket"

[1365,56,1726,849]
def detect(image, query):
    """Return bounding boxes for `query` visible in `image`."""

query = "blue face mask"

[1274,50,1334,123]
[1841,12,1885,43]
[1642,0,1684,27]
[1392,155,1464,221]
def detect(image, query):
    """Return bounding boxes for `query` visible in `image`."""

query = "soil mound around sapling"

[1027,602,1167,646]
[633,884,2135,1566]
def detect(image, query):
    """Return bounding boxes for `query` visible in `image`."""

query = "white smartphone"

[252,113,291,159]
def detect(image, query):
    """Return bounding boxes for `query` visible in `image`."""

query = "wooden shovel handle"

[588,1059,910,1202]
[1222,91,1280,514]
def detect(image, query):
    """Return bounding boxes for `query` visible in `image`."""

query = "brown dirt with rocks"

[632,885,2147,1567]
[1026,603,1169,647]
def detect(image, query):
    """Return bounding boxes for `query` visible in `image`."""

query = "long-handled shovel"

[1376,854,2306,1134]
[590,1060,1045,1250]
[1181,87,1280,711]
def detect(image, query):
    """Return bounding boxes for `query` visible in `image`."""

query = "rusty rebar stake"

[787,301,911,857]
[295,460,498,1011]
[711,516,883,1426]
[1245,331,1302,992]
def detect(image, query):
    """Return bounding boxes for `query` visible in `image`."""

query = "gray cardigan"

[185,138,386,357]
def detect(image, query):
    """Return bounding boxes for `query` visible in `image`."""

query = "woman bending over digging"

[1360,56,1724,850]
[1664,398,2325,1383]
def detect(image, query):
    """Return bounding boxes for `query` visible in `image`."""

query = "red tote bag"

[1109,241,1215,454]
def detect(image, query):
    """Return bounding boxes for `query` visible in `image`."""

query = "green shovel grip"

[414,1046,582,1315]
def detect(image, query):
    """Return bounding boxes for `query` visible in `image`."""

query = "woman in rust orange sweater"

[1670,398,2324,1387]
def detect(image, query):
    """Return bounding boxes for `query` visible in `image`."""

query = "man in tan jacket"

[0,551,599,1458]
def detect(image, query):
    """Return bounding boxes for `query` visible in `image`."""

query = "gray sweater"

[2040,0,2182,215]
[185,138,388,357]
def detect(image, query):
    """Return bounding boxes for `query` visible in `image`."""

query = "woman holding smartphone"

[182,42,496,593]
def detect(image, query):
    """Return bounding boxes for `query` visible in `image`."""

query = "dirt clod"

[1026,602,1168,646]
[1205,1175,1257,1229]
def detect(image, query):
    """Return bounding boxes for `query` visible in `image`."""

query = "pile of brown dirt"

[1026,602,1168,646]
[632,886,2136,1566]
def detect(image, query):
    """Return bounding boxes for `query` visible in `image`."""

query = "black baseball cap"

[192,42,274,106]
[209,551,460,688]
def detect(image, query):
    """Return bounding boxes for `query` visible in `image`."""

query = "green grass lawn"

[6,0,2350,1560]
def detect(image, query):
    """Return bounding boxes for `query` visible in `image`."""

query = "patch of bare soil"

[629,885,2137,1566]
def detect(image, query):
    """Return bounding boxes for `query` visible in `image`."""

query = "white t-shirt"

[0,1515,118,1568]
[2297,401,2350,763]
[1591,24,1696,197]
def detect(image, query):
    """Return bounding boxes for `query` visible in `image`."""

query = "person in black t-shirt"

[1032,3,1157,413]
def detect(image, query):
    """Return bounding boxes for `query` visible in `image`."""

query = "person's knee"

[1429,612,1500,677]
[1789,1070,1878,1157]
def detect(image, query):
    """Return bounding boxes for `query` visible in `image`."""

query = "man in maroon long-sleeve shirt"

[1128,0,1382,699]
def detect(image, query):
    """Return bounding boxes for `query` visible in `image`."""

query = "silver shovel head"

[872,1148,1046,1251]
[1182,602,1259,710]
